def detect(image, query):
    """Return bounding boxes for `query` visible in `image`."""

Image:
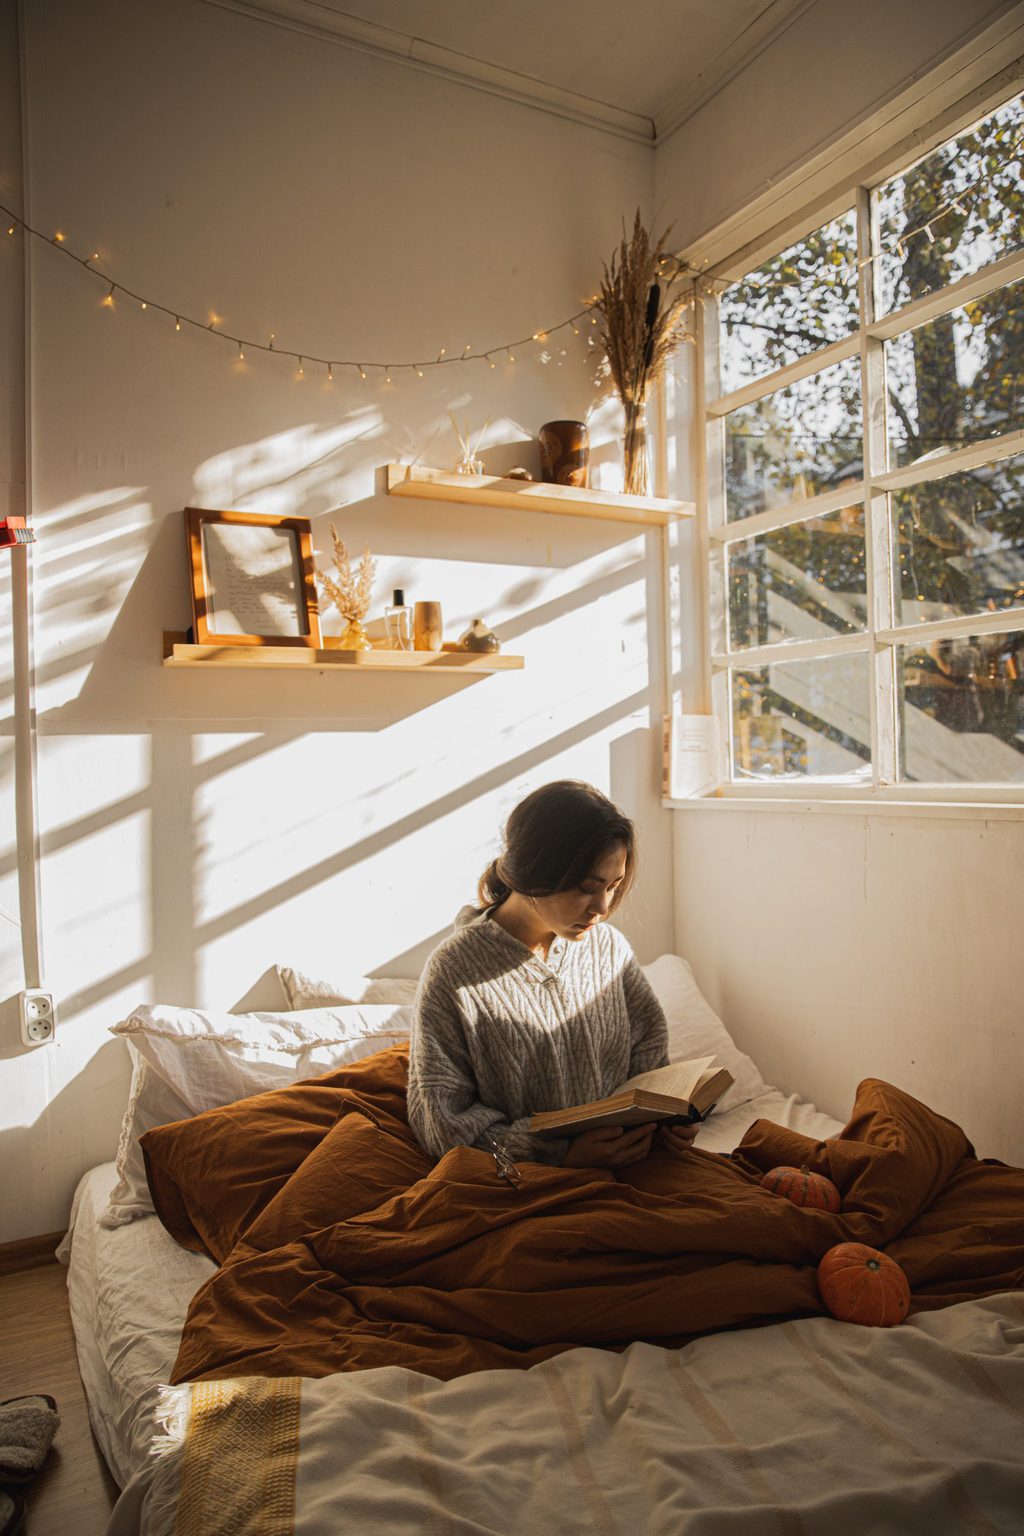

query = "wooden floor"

[0,1262,119,1536]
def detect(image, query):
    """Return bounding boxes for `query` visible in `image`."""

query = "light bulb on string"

[463,344,471,355]
[175,316,181,331]
[437,347,447,361]
[327,363,333,382]
[385,367,392,384]
[140,301,147,310]
[238,342,244,361]
[269,334,276,351]
[507,349,515,363]
[53,231,65,243]
[415,366,424,378]
[358,365,367,380]
[297,356,304,378]
[7,225,15,236]
[101,283,115,308]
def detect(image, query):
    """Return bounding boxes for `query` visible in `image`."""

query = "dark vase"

[538,420,590,488]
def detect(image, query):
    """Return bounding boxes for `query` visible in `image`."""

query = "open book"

[529,1056,734,1136]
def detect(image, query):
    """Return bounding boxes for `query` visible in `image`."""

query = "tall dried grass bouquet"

[592,209,694,494]
[318,524,376,623]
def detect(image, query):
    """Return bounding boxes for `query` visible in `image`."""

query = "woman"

[407,781,698,1170]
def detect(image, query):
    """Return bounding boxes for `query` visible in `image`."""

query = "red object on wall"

[0,516,35,547]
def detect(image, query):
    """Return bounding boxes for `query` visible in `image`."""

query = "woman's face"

[529,843,629,941]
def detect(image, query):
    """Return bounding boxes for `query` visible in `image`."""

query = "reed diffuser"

[592,210,693,495]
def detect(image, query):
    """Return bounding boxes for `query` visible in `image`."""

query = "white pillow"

[103,1002,413,1228]
[277,964,419,1009]
[640,954,767,1112]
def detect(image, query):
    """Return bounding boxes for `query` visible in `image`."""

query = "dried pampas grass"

[593,210,694,493]
[318,524,376,621]
[594,209,692,411]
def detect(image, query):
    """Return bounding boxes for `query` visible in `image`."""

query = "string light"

[358,365,367,380]
[297,356,304,377]
[101,283,115,308]
[53,231,65,243]
[140,301,147,310]
[238,342,244,361]
[327,362,333,381]
[174,316,181,332]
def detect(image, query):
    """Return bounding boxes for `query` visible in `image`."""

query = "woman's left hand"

[657,1121,699,1155]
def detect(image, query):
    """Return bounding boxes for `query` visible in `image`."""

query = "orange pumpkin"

[817,1243,910,1327]
[761,1163,841,1212]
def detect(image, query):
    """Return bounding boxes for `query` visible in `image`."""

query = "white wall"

[0,0,665,1240]
[655,0,1016,248]
[659,0,1024,1165]
[673,810,1023,1164]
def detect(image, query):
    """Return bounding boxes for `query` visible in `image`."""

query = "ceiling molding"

[201,0,656,144]
[652,0,818,145]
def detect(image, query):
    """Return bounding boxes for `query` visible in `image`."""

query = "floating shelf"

[161,633,523,672]
[385,464,694,526]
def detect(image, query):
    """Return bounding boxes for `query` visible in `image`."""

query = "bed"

[58,955,1024,1535]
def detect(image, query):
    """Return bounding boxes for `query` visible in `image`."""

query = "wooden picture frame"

[184,507,322,647]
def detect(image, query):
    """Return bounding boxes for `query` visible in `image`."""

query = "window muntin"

[730,654,872,782]
[706,89,1024,796]
[727,506,868,649]
[897,630,1024,783]
[893,453,1024,624]
[724,357,861,522]
[886,280,1024,466]
[718,212,858,394]
[876,94,1024,318]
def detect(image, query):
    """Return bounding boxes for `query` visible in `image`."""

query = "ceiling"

[208,0,816,142]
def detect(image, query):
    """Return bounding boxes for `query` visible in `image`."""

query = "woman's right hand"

[563,1122,655,1169]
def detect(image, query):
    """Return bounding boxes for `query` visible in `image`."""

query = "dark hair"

[477,781,636,913]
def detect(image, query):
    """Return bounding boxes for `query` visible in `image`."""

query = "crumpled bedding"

[137,1046,1024,1386]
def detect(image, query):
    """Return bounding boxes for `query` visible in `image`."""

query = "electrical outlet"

[20,989,56,1046]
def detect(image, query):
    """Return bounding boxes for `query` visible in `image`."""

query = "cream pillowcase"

[277,965,419,1009]
[102,1002,413,1228]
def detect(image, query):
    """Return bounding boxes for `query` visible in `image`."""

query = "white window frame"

[685,81,1024,815]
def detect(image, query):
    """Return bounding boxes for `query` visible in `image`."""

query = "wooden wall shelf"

[161,633,523,672]
[385,464,694,526]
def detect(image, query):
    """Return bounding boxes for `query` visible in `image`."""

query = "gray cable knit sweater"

[407,905,669,1166]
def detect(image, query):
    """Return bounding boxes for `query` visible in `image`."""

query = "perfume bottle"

[384,589,413,651]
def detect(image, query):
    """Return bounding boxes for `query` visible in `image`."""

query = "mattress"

[61,1089,841,1487]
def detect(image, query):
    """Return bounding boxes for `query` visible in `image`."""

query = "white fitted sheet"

[63,1087,841,1488]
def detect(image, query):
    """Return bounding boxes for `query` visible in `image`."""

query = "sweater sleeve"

[407,961,569,1167]
[622,954,670,1076]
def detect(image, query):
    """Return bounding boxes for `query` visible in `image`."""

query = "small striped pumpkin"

[817,1243,911,1327]
[760,1163,841,1212]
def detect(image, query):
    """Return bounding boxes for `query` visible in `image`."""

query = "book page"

[616,1057,715,1102]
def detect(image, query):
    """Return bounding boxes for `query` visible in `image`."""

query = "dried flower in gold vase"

[592,209,694,496]
[317,524,376,651]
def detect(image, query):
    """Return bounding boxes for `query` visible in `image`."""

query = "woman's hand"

[657,1121,699,1155]
[563,1122,655,1169]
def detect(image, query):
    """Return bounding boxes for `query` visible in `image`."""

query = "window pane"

[887,280,1024,467]
[898,629,1024,782]
[727,506,867,649]
[725,357,861,522]
[718,212,858,395]
[731,653,871,782]
[876,93,1024,317]
[893,453,1024,623]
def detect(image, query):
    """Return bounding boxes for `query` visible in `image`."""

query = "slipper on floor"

[0,1490,24,1536]
[0,1396,60,1485]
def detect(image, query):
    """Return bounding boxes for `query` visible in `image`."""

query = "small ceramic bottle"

[384,588,413,651]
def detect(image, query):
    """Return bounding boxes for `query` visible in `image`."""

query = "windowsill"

[663,793,1024,821]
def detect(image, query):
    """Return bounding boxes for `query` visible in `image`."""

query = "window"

[703,91,1024,797]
